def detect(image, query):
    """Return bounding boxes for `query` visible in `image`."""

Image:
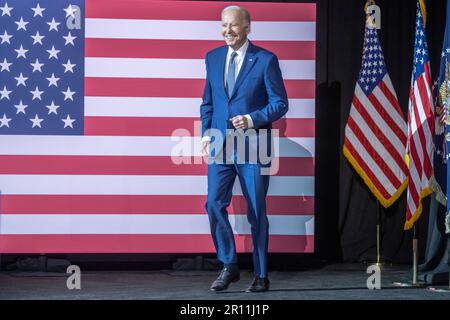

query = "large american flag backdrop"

[0,0,316,253]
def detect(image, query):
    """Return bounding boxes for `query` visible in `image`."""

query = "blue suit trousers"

[206,160,270,277]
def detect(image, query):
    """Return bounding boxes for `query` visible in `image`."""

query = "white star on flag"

[63,31,76,46]
[14,100,28,114]
[0,58,12,72]
[46,101,60,115]
[15,17,29,31]
[0,30,12,44]
[31,3,45,17]
[15,45,28,59]
[47,45,60,59]
[46,73,60,87]
[62,59,76,73]
[62,87,75,101]
[0,85,12,100]
[47,18,60,31]
[30,114,44,128]
[0,114,11,127]
[62,114,75,128]
[14,73,28,86]
[0,2,13,16]
[30,86,44,100]
[31,31,45,45]
[30,58,44,72]
[64,4,77,18]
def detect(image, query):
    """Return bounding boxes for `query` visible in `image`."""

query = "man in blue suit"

[200,5,288,292]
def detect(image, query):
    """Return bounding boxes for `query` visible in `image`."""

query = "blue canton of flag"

[412,8,429,81]
[357,28,388,96]
[0,0,84,135]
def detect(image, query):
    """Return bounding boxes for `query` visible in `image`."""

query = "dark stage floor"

[0,263,449,300]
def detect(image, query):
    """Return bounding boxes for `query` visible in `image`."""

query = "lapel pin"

[249,58,253,62]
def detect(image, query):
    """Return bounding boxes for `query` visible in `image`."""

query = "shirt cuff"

[244,114,254,129]
[201,136,211,142]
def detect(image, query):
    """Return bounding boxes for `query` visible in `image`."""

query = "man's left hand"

[230,115,249,129]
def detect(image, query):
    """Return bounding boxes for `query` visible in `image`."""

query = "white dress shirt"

[224,40,249,84]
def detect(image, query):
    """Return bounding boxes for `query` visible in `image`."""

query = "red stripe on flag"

[285,80,316,99]
[424,64,435,148]
[0,195,314,215]
[378,80,404,119]
[85,78,315,99]
[0,156,314,176]
[424,63,434,103]
[86,0,316,21]
[85,116,198,136]
[344,138,391,200]
[406,208,412,221]
[274,118,315,137]
[85,39,316,60]
[84,117,315,137]
[85,78,204,98]
[0,234,314,253]
[407,135,423,205]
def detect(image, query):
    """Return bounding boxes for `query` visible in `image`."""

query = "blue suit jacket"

[200,41,288,151]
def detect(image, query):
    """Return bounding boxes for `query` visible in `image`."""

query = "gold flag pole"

[412,225,419,284]
[365,0,386,268]
[375,201,388,266]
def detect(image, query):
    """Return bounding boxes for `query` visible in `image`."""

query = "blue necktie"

[226,52,237,97]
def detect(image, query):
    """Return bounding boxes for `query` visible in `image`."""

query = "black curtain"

[315,0,447,262]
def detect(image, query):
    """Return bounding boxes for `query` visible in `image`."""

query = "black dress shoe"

[210,266,240,291]
[246,276,270,292]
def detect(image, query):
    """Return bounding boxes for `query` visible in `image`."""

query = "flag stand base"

[392,281,427,288]
[393,228,427,287]
[374,261,391,268]
[428,287,450,292]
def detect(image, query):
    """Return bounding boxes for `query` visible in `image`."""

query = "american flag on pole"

[405,0,434,230]
[343,7,407,208]
[0,1,316,253]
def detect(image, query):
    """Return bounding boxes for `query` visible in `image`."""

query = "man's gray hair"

[221,5,251,24]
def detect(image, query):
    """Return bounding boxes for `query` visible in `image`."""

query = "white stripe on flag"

[85,19,316,41]
[0,214,315,236]
[0,136,316,157]
[84,97,316,118]
[0,175,315,196]
[422,71,434,113]
[408,97,419,134]
[85,57,315,80]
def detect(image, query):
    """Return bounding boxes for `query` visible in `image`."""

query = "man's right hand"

[201,141,210,157]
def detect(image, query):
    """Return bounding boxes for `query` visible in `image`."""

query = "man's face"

[221,10,250,50]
